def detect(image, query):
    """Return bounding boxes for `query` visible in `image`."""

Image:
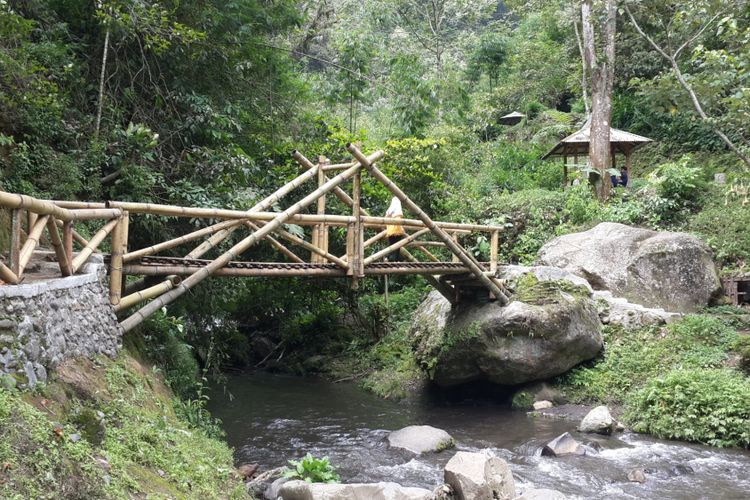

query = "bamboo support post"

[347,143,509,305]
[109,216,125,305]
[46,217,72,277]
[364,228,430,265]
[55,219,89,247]
[120,211,129,295]
[120,151,383,332]
[0,262,19,285]
[490,230,499,273]
[71,218,119,273]
[27,212,38,239]
[10,209,22,275]
[451,234,460,263]
[18,215,49,275]
[115,276,180,312]
[244,222,304,263]
[350,170,363,278]
[63,222,74,272]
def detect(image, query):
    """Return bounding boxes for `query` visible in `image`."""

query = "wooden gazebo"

[499,111,525,126]
[542,122,653,187]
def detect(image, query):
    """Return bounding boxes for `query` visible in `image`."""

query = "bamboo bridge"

[0,144,509,332]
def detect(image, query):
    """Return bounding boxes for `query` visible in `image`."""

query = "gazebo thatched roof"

[542,122,653,159]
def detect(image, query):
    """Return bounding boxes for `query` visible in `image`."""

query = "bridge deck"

[119,255,491,277]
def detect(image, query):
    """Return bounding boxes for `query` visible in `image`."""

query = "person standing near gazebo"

[385,197,406,262]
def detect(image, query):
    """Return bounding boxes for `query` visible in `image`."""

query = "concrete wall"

[0,256,122,388]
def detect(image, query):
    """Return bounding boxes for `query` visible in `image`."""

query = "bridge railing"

[0,145,508,331]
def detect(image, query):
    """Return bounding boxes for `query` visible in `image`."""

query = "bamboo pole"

[109,216,125,305]
[451,234,460,263]
[10,209,22,275]
[69,208,123,221]
[244,222,305,263]
[314,156,329,264]
[120,151,383,332]
[0,192,74,221]
[0,262,19,285]
[115,277,180,312]
[123,219,240,262]
[350,170,363,278]
[348,143,509,305]
[71,218,119,273]
[55,219,89,247]
[415,244,440,262]
[46,217,72,277]
[18,215,49,275]
[364,228,431,265]
[490,230,499,273]
[27,212,37,239]
[63,221,73,272]
[120,211,129,295]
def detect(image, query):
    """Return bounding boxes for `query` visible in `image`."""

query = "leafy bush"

[559,316,739,403]
[627,369,750,448]
[690,200,750,270]
[731,336,750,375]
[283,454,340,483]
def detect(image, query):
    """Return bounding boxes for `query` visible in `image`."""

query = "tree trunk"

[582,0,617,201]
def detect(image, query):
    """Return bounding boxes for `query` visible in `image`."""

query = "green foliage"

[511,390,534,410]
[283,453,340,483]
[627,369,750,448]
[731,336,750,375]
[559,316,739,404]
[690,190,750,270]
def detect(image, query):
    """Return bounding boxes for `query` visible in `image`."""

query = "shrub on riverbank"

[627,369,750,448]
[555,314,750,448]
[0,354,247,498]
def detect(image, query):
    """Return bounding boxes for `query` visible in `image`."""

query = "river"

[208,372,750,499]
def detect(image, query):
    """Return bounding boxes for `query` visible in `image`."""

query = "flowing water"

[208,372,750,499]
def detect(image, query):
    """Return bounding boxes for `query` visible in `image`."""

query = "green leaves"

[283,453,341,483]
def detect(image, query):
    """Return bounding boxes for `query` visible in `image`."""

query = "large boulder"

[387,425,454,454]
[411,266,603,387]
[541,432,586,457]
[278,480,431,500]
[578,405,616,435]
[444,451,516,500]
[537,222,721,313]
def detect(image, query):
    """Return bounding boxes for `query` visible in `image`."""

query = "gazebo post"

[563,154,568,188]
[625,145,633,180]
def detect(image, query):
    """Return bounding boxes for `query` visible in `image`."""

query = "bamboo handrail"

[0,192,74,221]
[120,151,384,332]
[115,277,180,312]
[71,218,119,272]
[69,208,123,221]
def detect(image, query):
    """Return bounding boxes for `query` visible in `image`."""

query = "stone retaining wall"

[0,256,122,388]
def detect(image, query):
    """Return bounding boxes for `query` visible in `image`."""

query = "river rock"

[578,406,616,435]
[277,480,431,500]
[514,489,567,500]
[411,266,602,387]
[593,291,680,328]
[541,432,585,457]
[537,222,721,313]
[387,425,454,454]
[533,400,554,410]
[627,469,646,483]
[444,451,516,500]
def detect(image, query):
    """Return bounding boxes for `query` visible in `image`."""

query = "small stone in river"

[578,405,616,435]
[238,463,259,479]
[533,400,554,410]
[627,469,646,483]
[669,465,694,476]
[444,451,516,500]
[387,425,454,454]
[541,432,586,457]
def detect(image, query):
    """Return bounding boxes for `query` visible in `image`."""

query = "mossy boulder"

[411,266,603,387]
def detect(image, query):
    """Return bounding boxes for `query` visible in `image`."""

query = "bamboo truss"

[0,145,506,331]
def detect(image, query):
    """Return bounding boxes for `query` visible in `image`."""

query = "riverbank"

[0,351,247,498]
